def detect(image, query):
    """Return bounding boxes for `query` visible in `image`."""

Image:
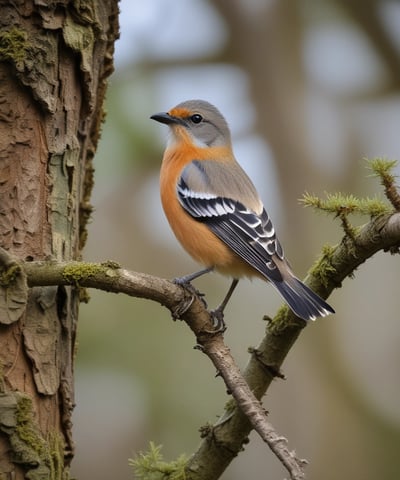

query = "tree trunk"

[0,2,119,478]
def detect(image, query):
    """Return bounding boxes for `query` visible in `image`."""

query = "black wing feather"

[177,177,283,282]
[176,174,335,320]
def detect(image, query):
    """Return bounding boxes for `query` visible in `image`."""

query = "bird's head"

[151,99,231,148]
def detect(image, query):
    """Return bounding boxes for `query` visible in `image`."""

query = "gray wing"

[177,162,285,282]
[177,160,335,321]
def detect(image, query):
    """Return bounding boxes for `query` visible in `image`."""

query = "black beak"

[150,112,183,126]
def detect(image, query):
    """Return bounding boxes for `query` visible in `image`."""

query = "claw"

[173,278,207,309]
[207,278,238,333]
[171,293,195,320]
[209,307,227,333]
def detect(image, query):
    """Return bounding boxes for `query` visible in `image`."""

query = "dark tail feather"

[272,276,334,321]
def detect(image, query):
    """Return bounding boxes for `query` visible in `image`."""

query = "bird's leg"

[172,267,214,315]
[173,266,214,285]
[210,278,239,331]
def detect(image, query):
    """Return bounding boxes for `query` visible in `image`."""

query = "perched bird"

[151,99,334,323]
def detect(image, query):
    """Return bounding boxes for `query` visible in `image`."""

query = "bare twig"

[198,334,306,480]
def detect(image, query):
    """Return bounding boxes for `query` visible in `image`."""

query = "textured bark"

[0,1,119,478]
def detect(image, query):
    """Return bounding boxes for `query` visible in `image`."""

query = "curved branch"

[184,212,400,479]
[18,258,306,479]
[4,211,400,479]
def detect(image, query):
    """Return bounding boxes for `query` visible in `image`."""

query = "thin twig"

[199,334,306,479]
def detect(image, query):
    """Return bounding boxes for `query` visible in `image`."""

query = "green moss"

[309,244,337,288]
[129,442,188,480]
[47,432,65,480]
[0,27,28,63]
[268,304,293,332]
[15,395,47,460]
[62,262,107,286]
[0,263,21,287]
[62,261,120,303]
[12,393,65,479]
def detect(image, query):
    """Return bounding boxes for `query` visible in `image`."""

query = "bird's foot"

[173,277,207,304]
[171,292,195,320]
[209,307,227,334]
[171,277,207,320]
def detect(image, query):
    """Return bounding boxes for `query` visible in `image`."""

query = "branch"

[4,210,400,479]
[3,160,400,479]
[183,211,400,479]
[1,256,306,479]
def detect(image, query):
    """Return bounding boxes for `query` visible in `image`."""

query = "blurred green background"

[71,1,400,478]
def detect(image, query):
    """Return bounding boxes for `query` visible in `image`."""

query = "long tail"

[272,276,334,321]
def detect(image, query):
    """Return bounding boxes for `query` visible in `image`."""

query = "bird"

[150,99,334,324]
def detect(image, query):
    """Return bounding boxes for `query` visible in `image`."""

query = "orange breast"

[159,143,259,279]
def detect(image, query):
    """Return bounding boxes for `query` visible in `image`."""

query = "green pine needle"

[367,157,398,180]
[300,191,390,217]
[366,157,400,211]
[129,442,187,480]
[301,158,399,217]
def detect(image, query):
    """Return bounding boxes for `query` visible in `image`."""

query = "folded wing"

[177,161,334,320]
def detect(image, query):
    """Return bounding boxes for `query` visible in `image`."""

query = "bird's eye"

[190,114,203,124]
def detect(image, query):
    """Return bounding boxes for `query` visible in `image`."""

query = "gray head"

[150,99,231,147]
